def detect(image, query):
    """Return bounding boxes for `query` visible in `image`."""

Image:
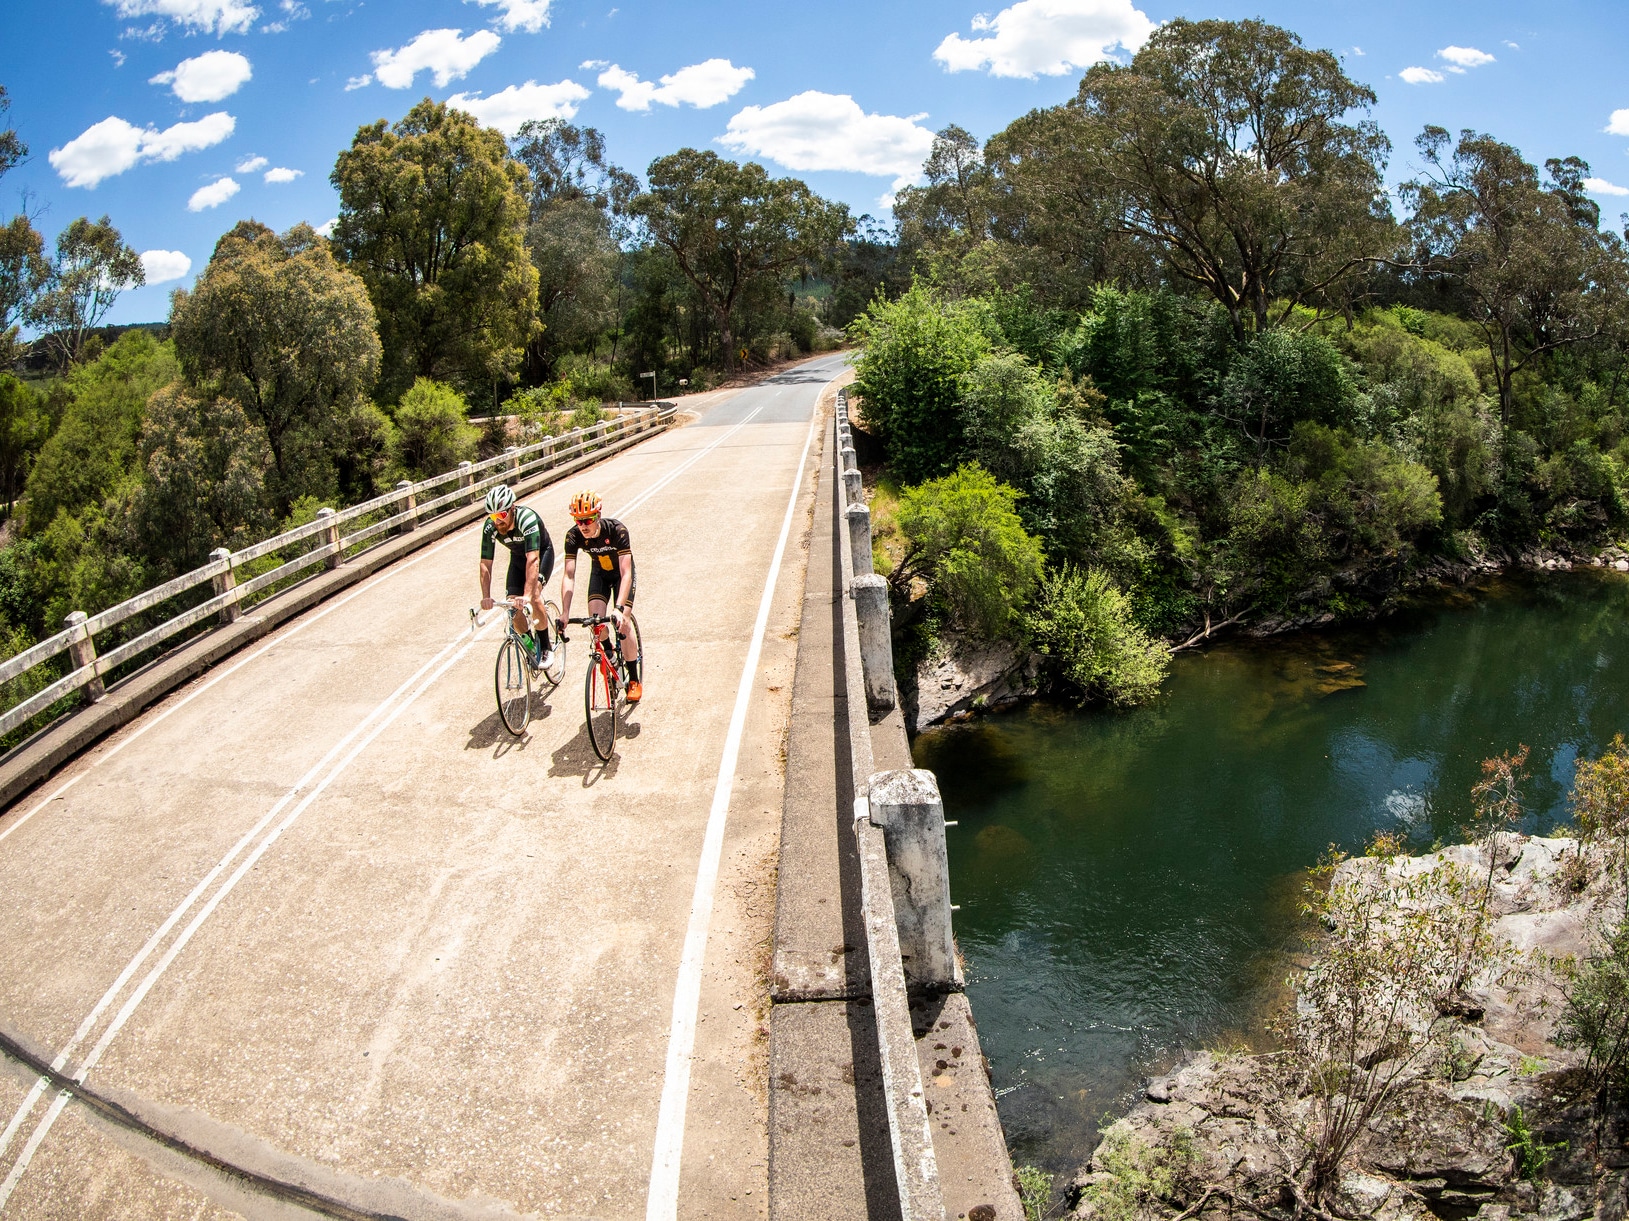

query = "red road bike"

[562,612,643,760]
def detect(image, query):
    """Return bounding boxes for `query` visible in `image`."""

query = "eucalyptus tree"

[0,87,48,365]
[27,216,144,368]
[1071,18,1396,338]
[169,221,382,511]
[631,150,850,369]
[331,100,538,402]
[1403,128,1628,424]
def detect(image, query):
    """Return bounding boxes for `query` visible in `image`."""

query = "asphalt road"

[0,351,851,1220]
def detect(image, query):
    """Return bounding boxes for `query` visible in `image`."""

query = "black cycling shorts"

[504,538,555,598]
[586,557,636,607]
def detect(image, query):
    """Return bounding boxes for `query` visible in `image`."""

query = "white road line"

[645,384,826,1219]
[0,628,475,1171]
[0,390,778,1204]
[0,624,497,1208]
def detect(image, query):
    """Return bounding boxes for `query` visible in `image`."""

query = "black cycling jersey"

[480,504,549,560]
[562,516,631,574]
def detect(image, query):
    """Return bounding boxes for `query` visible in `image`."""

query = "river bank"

[906,549,1629,735]
[1066,834,1628,1221]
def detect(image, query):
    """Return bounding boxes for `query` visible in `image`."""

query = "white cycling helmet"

[485,484,516,514]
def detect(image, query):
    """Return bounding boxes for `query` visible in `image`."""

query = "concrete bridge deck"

[0,353,850,1218]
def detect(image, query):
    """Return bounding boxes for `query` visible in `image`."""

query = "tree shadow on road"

[466,703,553,757]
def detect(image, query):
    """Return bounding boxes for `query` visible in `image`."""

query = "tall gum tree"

[1402,128,1629,425]
[331,100,538,403]
[631,150,849,369]
[1072,18,1395,338]
[169,221,381,513]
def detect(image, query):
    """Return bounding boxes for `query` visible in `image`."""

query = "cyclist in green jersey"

[478,485,555,666]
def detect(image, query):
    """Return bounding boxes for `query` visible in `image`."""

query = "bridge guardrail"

[831,388,949,1221]
[0,405,676,743]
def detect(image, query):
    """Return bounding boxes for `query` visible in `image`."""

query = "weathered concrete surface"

[0,353,849,1219]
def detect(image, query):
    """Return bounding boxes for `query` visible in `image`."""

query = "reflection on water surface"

[912,570,1629,1176]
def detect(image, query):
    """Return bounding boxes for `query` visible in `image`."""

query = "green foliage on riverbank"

[846,16,1628,710]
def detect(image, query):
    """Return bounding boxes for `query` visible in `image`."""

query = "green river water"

[912,569,1629,1178]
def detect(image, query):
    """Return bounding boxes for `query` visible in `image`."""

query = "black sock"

[533,628,549,653]
[627,658,641,683]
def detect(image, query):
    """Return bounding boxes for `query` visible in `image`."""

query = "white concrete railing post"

[209,548,240,624]
[317,508,343,569]
[63,611,105,703]
[869,770,958,993]
[840,442,858,473]
[395,480,417,533]
[842,466,862,506]
[845,503,874,577]
[458,460,475,505]
[852,573,895,711]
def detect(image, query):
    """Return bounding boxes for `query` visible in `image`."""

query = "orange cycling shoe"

[625,680,643,703]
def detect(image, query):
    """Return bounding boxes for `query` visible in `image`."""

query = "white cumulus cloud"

[315,218,338,238]
[150,50,252,102]
[49,112,236,188]
[188,176,240,211]
[139,249,192,284]
[445,80,590,135]
[598,59,754,111]
[264,166,302,183]
[236,154,267,172]
[720,91,936,189]
[1585,177,1629,197]
[467,0,550,32]
[1437,45,1494,73]
[104,0,259,35]
[934,0,1155,78]
[1608,109,1629,136]
[371,29,501,89]
[1400,66,1446,85]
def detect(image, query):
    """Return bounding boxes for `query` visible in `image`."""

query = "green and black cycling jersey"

[482,504,555,598]
[480,504,547,559]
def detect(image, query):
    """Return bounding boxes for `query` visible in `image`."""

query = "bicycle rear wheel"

[538,599,566,690]
[496,636,532,735]
[585,651,619,761]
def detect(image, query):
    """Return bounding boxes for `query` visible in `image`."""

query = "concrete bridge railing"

[832,388,961,1221]
[0,405,677,744]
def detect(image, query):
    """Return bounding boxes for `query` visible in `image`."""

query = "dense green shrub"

[894,464,1043,637]
[391,378,479,479]
[849,284,993,482]
[1030,563,1169,706]
[1555,921,1629,1100]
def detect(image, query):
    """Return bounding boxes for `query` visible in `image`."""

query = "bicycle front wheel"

[538,599,566,690]
[585,653,619,761]
[496,637,533,735]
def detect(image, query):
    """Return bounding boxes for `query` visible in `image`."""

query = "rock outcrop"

[908,635,1041,734]
[1070,836,1629,1221]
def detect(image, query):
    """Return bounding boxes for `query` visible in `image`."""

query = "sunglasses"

[573,514,600,525]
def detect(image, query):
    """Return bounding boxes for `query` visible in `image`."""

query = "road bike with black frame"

[470,597,566,735]
[561,610,643,761]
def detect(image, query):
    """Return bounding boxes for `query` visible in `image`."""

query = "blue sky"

[2,0,1626,325]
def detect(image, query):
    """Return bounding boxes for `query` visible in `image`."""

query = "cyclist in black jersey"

[478,484,555,665]
[556,488,642,702]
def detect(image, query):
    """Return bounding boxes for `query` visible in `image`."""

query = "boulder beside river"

[908,634,1042,735]
[1069,836,1629,1221]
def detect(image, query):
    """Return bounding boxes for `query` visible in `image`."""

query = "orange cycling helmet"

[569,490,603,519]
